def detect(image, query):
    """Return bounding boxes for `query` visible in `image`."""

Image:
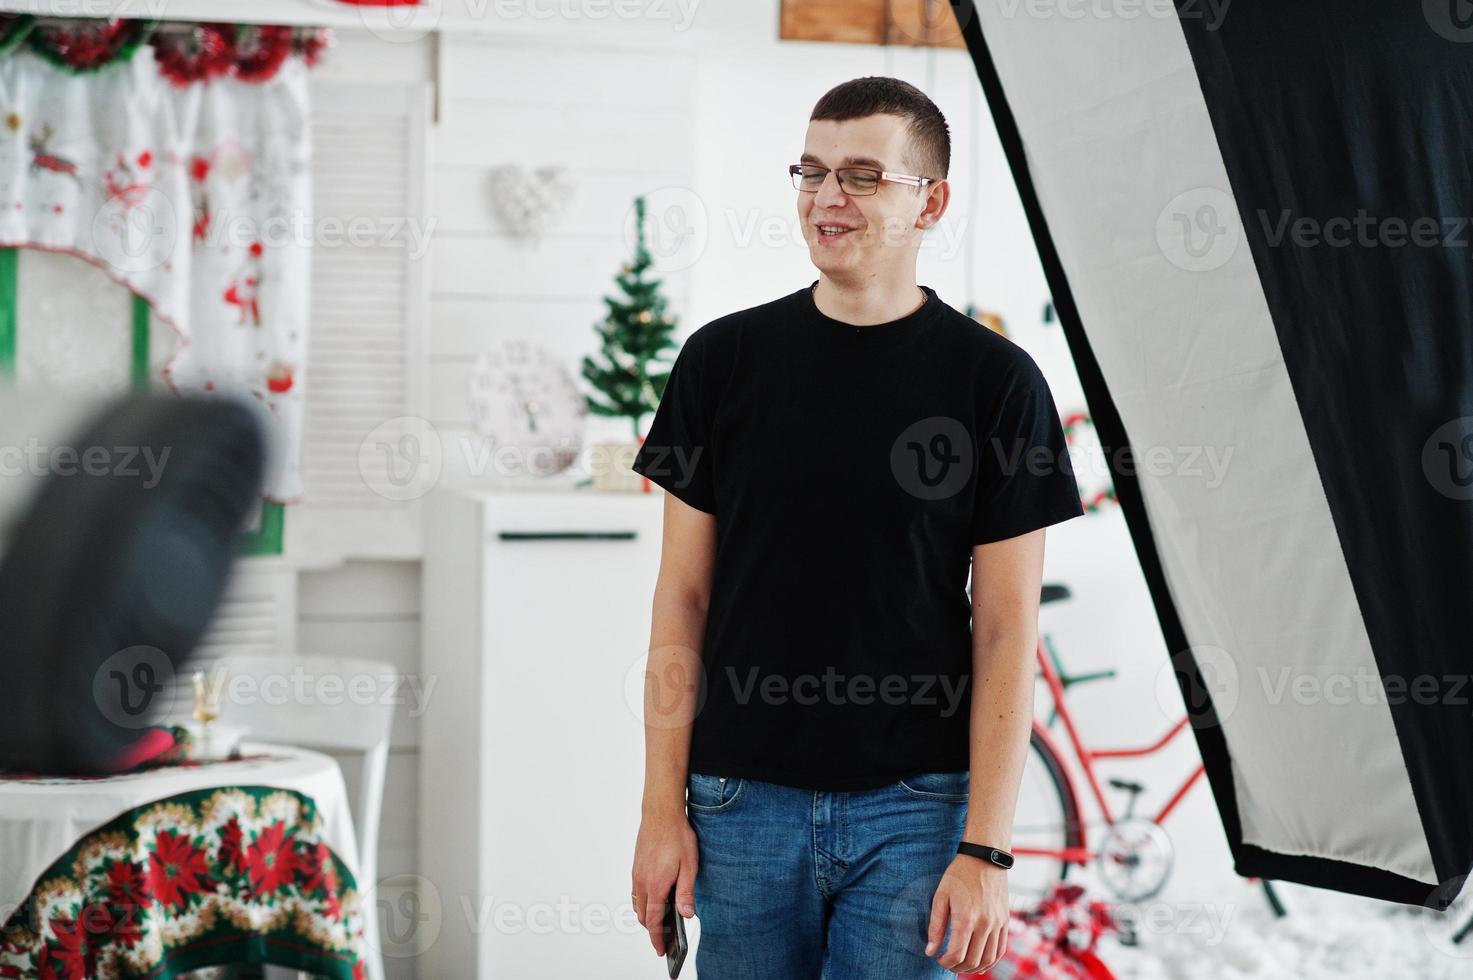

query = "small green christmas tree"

[582,196,680,440]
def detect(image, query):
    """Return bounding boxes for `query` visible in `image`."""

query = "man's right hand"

[631,809,700,956]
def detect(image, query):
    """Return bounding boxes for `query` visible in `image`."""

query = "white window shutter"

[289,81,431,563]
[152,559,296,727]
[193,559,299,661]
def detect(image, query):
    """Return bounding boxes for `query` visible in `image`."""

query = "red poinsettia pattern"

[297,841,342,921]
[247,821,301,896]
[105,859,149,908]
[218,815,250,877]
[148,829,210,908]
[36,914,86,980]
[0,787,363,979]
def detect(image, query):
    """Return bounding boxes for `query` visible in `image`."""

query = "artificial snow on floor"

[1085,877,1473,979]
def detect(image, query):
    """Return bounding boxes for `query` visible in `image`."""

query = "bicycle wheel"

[1008,726,1084,908]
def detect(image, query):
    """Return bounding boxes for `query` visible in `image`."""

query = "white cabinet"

[418,485,669,978]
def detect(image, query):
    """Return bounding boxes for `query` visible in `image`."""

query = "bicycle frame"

[1014,636,1207,866]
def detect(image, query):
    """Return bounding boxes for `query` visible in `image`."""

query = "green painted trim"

[0,247,15,379]
[238,501,285,557]
[0,15,34,58]
[131,293,150,391]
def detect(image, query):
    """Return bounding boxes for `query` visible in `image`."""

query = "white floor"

[1072,874,1473,979]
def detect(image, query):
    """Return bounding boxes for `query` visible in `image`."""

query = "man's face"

[797,113,942,280]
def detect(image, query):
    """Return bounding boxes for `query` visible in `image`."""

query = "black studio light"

[0,388,265,775]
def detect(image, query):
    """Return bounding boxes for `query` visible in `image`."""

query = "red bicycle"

[1009,584,1285,915]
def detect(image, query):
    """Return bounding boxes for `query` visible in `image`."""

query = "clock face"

[469,339,586,478]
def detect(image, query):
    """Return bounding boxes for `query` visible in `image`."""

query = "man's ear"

[918,178,950,229]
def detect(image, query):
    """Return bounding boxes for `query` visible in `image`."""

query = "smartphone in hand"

[662,885,688,977]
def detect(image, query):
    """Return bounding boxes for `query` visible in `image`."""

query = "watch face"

[992,849,1015,869]
[468,340,586,477]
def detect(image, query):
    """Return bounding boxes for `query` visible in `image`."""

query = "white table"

[0,740,359,914]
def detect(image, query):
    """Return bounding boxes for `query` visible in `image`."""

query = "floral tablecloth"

[0,743,365,978]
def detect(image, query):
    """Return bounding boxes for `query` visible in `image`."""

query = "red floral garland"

[293,27,331,68]
[151,24,331,87]
[232,25,294,84]
[150,24,235,87]
[0,17,330,84]
[28,18,152,72]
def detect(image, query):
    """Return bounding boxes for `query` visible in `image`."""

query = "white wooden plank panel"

[435,100,693,170]
[442,40,694,110]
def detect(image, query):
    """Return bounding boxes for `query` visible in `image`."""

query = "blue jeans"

[685,770,971,980]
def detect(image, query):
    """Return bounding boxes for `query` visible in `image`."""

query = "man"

[630,75,1084,979]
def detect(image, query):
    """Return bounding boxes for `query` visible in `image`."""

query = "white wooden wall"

[427,33,697,480]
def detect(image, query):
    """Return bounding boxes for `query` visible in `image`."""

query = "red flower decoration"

[151,24,236,88]
[148,829,209,909]
[219,816,252,877]
[104,859,149,908]
[247,822,301,896]
[37,916,86,980]
[108,901,144,950]
[298,840,343,920]
[30,19,145,72]
[292,27,332,67]
[234,25,293,84]
[97,860,149,947]
[77,903,113,941]
[297,840,339,895]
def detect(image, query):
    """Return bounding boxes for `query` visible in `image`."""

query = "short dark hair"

[809,76,950,182]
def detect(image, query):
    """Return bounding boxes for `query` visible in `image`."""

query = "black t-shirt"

[631,280,1085,791]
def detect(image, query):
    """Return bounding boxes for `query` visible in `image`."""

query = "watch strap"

[957,840,1015,870]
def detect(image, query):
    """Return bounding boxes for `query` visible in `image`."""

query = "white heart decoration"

[489,164,576,240]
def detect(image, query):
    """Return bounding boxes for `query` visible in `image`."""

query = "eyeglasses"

[789,163,935,196]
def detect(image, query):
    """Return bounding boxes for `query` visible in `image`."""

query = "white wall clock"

[468,338,585,479]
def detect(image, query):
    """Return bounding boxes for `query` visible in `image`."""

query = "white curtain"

[0,47,310,502]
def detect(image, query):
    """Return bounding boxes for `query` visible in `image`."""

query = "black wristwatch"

[957,841,1015,870]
